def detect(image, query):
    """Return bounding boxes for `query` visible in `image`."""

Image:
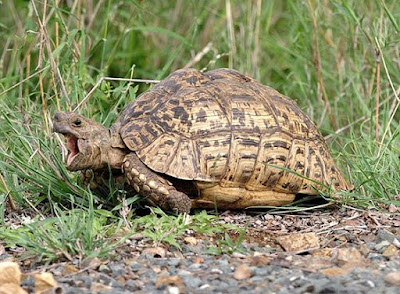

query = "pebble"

[125,279,143,291]
[168,258,181,267]
[210,268,223,274]
[98,264,110,273]
[167,286,180,294]
[129,262,142,272]
[375,240,391,252]
[177,269,191,277]
[109,264,126,276]
[376,229,397,243]
[20,276,35,288]
[74,276,92,288]
[367,253,384,260]
[181,276,203,288]
[233,264,252,280]
[385,271,400,286]
[253,267,270,276]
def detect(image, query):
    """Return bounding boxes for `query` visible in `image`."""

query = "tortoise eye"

[72,119,82,127]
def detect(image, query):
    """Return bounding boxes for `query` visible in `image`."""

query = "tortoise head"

[53,111,119,171]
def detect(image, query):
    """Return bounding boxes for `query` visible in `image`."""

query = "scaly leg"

[80,169,126,191]
[122,153,191,214]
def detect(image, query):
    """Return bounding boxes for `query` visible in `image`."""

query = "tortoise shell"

[110,68,351,207]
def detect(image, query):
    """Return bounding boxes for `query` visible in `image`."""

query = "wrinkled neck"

[104,147,128,170]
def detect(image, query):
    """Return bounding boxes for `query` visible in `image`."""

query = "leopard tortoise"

[53,68,352,213]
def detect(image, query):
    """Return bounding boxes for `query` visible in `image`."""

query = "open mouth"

[66,134,79,166]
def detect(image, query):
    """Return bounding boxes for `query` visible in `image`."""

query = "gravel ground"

[20,252,400,294]
[2,207,400,293]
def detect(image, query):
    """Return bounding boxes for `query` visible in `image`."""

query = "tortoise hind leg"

[122,153,191,214]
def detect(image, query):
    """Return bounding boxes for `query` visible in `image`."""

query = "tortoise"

[53,68,352,213]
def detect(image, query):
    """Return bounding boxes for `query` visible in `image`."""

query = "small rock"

[155,276,183,288]
[0,261,22,285]
[61,264,79,275]
[375,241,391,253]
[359,244,370,256]
[312,248,333,258]
[167,286,180,294]
[152,266,162,274]
[181,276,203,289]
[177,269,191,276]
[109,264,126,277]
[73,276,92,288]
[277,232,320,253]
[253,267,270,276]
[216,258,229,267]
[251,276,265,283]
[50,266,64,276]
[366,241,376,250]
[129,262,142,272]
[184,237,198,246]
[286,255,294,262]
[249,255,272,266]
[367,253,383,260]
[187,263,202,270]
[64,286,88,294]
[335,248,363,265]
[382,244,399,258]
[393,238,400,248]
[98,264,111,273]
[20,276,35,289]
[34,272,57,294]
[376,229,396,243]
[192,257,204,264]
[320,267,350,276]
[90,281,112,292]
[199,284,210,290]
[125,279,143,291]
[298,284,316,293]
[173,250,185,259]
[233,264,252,280]
[0,283,27,294]
[168,258,181,267]
[211,268,223,274]
[142,247,167,258]
[315,284,341,294]
[388,204,398,213]
[97,273,116,286]
[232,252,247,258]
[365,280,375,288]
[384,271,400,286]
[81,257,101,269]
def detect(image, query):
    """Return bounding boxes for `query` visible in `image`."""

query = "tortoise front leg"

[122,153,191,214]
[80,169,126,190]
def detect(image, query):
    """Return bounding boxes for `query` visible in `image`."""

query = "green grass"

[0,204,239,262]
[0,0,399,262]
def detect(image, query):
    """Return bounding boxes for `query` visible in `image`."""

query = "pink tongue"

[66,135,78,166]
